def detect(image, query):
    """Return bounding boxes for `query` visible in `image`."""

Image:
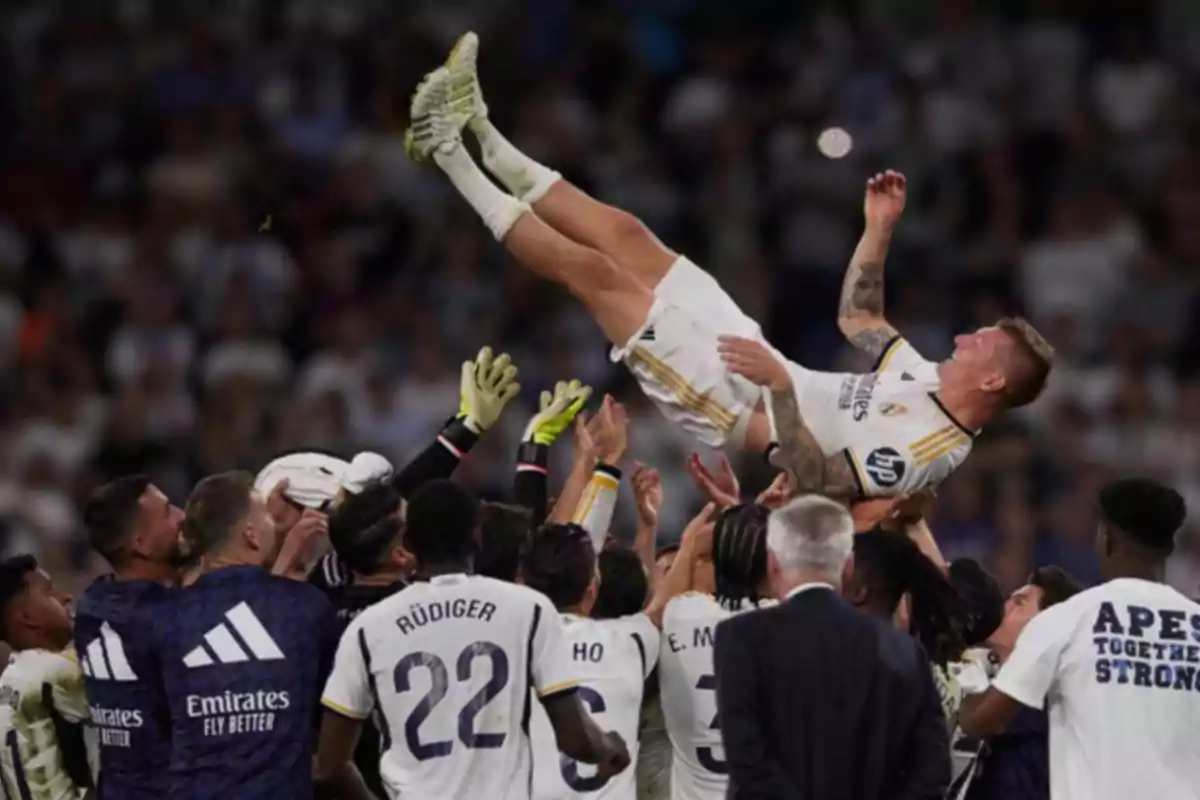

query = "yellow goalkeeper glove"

[458,346,520,434]
[523,380,592,446]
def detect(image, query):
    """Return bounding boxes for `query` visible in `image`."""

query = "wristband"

[516,442,549,475]
[438,417,481,459]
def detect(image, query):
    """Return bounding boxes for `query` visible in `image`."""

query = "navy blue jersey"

[74,576,174,799]
[153,566,338,799]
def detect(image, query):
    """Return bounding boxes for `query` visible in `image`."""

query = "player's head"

[987,565,1082,653]
[654,544,680,582]
[84,474,187,572]
[476,502,534,583]
[519,523,598,613]
[766,495,854,596]
[329,480,410,578]
[183,471,279,568]
[0,555,73,652]
[712,503,771,606]
[846,529,967,666]
[404,479,481,573]
[1095,478,1186,579]
[592,546,649,619]
[940,317,1054,413]
[947,557,1005,647]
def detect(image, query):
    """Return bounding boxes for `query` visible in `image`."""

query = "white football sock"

[434,145,529,241]
[470,119,561,204]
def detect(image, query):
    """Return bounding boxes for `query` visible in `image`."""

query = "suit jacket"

[714,585,949,800]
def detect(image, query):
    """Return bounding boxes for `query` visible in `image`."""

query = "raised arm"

[513,379,592,525]
[837,171,906,362]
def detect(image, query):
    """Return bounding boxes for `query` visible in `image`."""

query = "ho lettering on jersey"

[1091,601,1200,692]
[80,622,144,748]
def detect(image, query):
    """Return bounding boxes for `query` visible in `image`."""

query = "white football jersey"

[658,593,770,800]
[322,574,579,800]
[784,337,974,497]
[992,578,1200,800]
[0,649,91,800]
[531,613,659,800]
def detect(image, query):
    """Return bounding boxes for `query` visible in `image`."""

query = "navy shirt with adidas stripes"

[153,565,339,799]
[74,576,174,799]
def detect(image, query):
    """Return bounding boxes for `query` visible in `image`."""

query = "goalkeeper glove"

[458,346,521,434]
[523,380,592,446]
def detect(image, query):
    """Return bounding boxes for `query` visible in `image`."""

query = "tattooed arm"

[768,387,861,501]
[838,171,907,361]
[717,335,861,501]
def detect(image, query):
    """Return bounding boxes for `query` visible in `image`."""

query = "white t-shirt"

[992,578,1200,800]
[658,593,771,800]
[531,613,660,799]
[322,574,579,800]
[784,337,975,497]
[0,649,92,800]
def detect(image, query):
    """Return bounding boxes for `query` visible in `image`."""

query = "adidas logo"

[81,622,138,682]
[639,326,656,342]
[183,602,286,668]
[901,372,915,381]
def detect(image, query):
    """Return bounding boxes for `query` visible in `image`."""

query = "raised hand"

[754,470,795,510]
[586,394,628,465]
[632,461,663,528]
[459,345,521,433]
[717,335,791,392]
[864,170,907,231]
[686,452,741,508]
[523,379,592,445]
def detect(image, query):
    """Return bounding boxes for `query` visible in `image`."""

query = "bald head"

[767,495,854,579]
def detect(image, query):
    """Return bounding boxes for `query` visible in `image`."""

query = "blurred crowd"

[1,0,1198,595]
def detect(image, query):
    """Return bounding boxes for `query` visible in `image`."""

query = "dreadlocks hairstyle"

[948,558,1005,647]
[854,529,968,666]
[712,503,770,607]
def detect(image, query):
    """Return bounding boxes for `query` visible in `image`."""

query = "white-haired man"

[713,495,949,799]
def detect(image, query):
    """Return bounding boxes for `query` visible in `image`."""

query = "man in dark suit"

[714,495,950,799]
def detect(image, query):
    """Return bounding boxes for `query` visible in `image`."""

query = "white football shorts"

[610,256,764,448]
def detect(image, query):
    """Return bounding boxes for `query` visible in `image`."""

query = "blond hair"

[997,317,1054,407]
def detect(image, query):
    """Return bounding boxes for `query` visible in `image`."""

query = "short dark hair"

[592,547,648,619]
[1099,478,1186,555]
[183,471,255,559]
[404,480,480,565]
[948,558,1004,646]
[83,475,151,564]
[854,529,967,666]
[520,523,595,609]
[712,504,770,605]
[0,555,38,642]
[1029,565,1083,610]
[330,482,404,575]
[477,503,534,583]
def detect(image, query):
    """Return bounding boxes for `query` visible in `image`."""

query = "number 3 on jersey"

[560,687,610,792]
[696,674,726,774]
[393,641,509,761]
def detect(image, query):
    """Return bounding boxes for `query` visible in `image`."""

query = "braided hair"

[712,503,770,608]
[853,529,967,666]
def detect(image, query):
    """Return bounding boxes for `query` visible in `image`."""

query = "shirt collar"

[785,582,836,600]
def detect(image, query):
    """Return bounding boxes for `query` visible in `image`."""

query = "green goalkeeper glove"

[523,380,592,446]
[458,346,520,434]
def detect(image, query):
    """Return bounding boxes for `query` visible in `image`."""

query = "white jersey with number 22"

[322,574,579,800]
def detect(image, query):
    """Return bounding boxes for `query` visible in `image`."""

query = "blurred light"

[817,127,853,159]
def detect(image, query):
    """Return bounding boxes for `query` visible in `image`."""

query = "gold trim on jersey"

[909,426,970,467]
[628,347,737,431]
[322,698,369,721]
[570,472,618,525]
[537,680,580,698]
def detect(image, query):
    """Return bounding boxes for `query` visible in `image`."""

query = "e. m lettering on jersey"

[394,598,497,636]
[666,625,715,654]
[1091,601,1200,691]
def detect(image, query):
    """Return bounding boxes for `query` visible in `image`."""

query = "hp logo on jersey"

[864,447,906,488]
